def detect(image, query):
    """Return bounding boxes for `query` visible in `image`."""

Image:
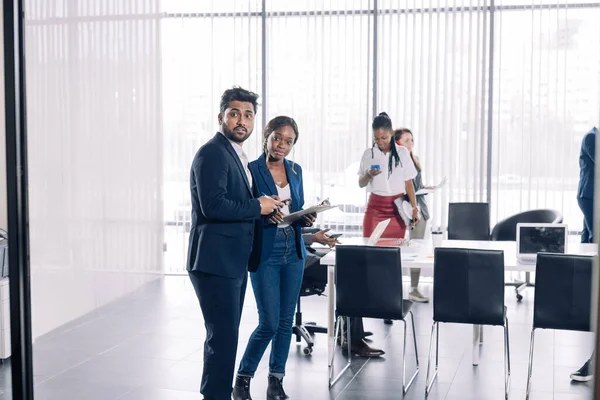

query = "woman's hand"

[268,209,285,224]
[302,212,317,227]
[367,168,383,177]
[411,207,420,226]
[312,229,340,248]
[266,195,289,224]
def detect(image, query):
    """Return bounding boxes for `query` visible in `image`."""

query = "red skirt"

[362,193,407,239]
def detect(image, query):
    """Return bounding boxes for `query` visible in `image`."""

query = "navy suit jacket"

[577,127,597,200]
[187,133,262,278]
[248,154,307,269]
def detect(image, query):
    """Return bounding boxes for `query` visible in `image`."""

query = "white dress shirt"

[358,144,418,196]
[221,132,253,188]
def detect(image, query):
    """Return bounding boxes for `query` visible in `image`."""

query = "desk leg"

[480,325,484,344]
[473,325,481,366]
[327,265,335,367]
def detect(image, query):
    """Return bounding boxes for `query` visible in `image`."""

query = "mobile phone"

[370,164,381,171]
[328,233,343,239]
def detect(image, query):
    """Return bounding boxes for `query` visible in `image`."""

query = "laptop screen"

[518,226,566,255]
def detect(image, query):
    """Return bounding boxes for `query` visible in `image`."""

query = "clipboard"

[282,204,338,224]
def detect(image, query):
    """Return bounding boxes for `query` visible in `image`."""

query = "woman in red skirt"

[358,112,420,239]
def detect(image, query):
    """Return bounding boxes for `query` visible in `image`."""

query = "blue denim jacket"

[248,154,307,266]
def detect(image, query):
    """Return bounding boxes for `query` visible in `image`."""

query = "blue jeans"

[237,226,304,378]
[578,197,594,243]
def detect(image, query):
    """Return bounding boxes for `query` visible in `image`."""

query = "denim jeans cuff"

[237,372,254,379]
[269,371,285,379]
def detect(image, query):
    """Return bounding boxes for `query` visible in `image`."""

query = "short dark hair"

[372,112,392,130]
[219,87,260,114]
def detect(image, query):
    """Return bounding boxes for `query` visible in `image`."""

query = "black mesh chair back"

[448,203,490,241]
[433,248,505,326]
[490,209,563,241]
[533,253,593,332]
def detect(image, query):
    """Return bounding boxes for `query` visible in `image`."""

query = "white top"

[357,144,417,196]
[220,132,253,188]
[277,184,291,228]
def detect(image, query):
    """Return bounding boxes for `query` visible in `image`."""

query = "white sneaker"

[409,289,430,303]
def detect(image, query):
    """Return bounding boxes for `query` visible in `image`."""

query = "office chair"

[293,250,328,355]
[426,248,510,399]
[330,246,419,394]
[448,202,490,241]
[490,209,563,301]
[526,253,593,399]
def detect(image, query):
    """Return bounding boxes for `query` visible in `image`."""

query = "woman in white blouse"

[358,112,420,240]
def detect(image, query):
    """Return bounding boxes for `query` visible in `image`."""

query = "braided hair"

[371,112,401,177]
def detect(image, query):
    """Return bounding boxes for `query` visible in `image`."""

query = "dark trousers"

[349,317,365,342]
[189,270,248,400]
[578,197,595,243]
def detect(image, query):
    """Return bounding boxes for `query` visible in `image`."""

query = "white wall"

[24,0,164,338]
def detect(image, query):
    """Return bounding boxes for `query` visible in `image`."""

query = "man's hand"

[312,229,340,248]
[258,195,283,215]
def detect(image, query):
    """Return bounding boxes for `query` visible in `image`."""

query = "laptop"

[367,218,391,246]
[516,223,568,263]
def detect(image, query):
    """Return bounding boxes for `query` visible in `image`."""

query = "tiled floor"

[0,276,594,399]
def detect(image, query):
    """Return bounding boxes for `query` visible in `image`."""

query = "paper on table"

[282,204,338,224]
[414,176,448,196]
[415,188,434,196]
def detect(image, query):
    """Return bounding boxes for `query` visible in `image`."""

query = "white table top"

[319,237,598,272]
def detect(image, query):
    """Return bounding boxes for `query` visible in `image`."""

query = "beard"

[222,124,253,143]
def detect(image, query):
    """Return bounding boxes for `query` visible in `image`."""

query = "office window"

[377,0,491,230]
[161,1,600,273]
[265,0,373,234]
[161,1,262,273]
[491,7,600,229]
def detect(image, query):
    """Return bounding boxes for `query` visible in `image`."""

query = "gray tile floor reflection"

[0,276,594,399]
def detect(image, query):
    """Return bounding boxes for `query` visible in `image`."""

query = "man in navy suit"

[571,126,597,383]
[187,87,282,400]
[577,127,597,244]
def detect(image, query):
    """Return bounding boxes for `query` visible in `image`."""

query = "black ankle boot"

[232,375,253,400]
[266,375,289,400]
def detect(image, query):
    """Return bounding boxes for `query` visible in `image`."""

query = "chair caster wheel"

[303,346,313,355]
[516,294,523,302]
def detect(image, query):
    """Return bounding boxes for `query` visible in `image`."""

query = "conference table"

[320,237,597,366]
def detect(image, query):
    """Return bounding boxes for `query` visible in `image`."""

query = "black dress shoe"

[266,375,289,400]
[343,339,385,357]
[233,375,253,400]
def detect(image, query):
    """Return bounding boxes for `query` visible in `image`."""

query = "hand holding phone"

[368,164,382,177]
